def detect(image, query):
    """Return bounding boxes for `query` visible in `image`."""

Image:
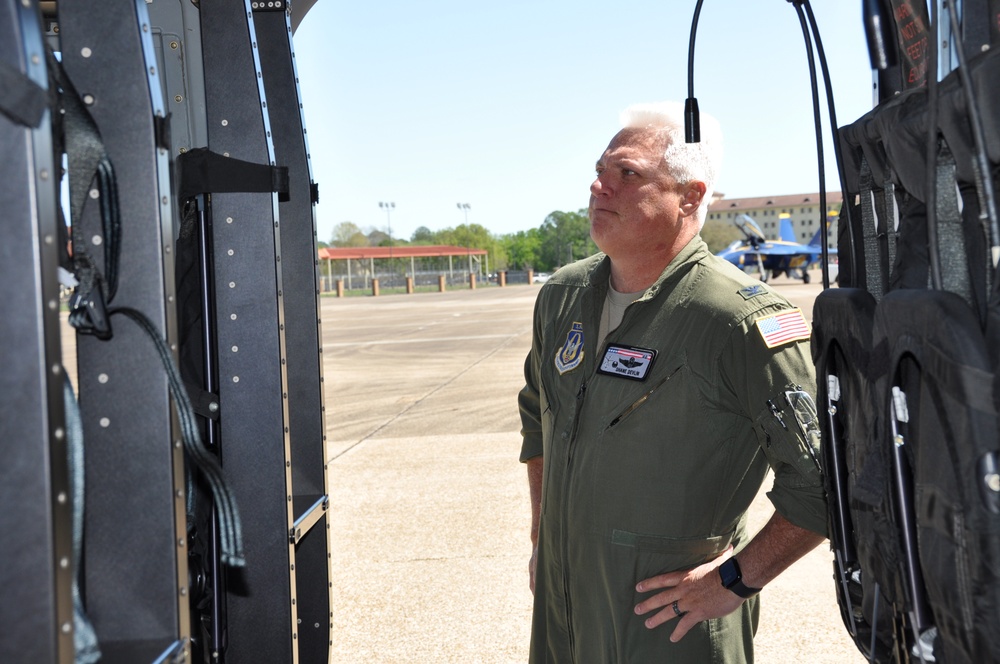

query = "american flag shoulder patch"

[755,308,811,348]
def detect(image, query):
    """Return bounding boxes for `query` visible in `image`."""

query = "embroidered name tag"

[598,344,657,381]
[554,322,585,375]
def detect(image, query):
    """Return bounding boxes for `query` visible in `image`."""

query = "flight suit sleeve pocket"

[752,385,830,536]
[752,384,822,481]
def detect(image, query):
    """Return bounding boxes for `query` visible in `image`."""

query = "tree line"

[320,211,742,273]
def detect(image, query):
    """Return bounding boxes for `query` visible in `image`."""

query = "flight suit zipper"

[562,376,589,661]
[560,281,637,659]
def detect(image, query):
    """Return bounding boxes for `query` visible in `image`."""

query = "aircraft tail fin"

[807,214,835,247]
[779,214,796,242]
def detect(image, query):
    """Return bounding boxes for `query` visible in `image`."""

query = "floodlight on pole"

[379,201,395,281]
[378,201,395,240]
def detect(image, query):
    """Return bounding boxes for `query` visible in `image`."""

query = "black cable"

[685,0,705,143]
[792,1,830,289]
[686,0,856,286]
[110,306,245,568]
[802,0,859,287]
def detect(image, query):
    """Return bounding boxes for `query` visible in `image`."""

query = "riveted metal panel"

[200,1,297,662]
[255,7,332,661]
[56,0,189,660]
[0,2,73,662]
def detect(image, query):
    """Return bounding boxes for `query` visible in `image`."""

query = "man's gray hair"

[619,101,723,227]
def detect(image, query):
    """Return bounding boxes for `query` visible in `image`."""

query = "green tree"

[502,228,543,269]
[538,209,594,270]
[410,226,436,244]
[330,221,368,247]
[429,223,511,273]
[367,229,391,246]
[699,218,742,254]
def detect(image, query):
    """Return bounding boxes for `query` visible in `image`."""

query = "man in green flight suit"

[519,101,829,663]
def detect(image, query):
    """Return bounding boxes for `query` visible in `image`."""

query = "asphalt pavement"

[322,269,869,663]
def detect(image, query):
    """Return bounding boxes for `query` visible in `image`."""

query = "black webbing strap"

[882,177,899,282]
[935,141,974,306]
[176,147,289,202]
[110,306,245,567]
[0,60,47,128]
[877,179,898,283]
[63,376,101,664]
[46,48,121,340]
[859,154,886,299]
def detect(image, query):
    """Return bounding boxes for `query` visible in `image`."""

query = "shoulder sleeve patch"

[755,308,811,348]
[738,285,767,300]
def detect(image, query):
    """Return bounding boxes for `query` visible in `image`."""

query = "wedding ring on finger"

[672,600,682,617]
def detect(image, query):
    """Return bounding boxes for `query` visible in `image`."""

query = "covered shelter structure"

[317,245,490,292]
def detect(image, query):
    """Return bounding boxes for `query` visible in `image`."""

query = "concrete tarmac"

[322,268,868,663]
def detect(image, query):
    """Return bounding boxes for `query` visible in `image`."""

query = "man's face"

[588,127,690,260]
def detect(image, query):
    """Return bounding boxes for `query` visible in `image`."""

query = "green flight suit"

[519,238,828,663]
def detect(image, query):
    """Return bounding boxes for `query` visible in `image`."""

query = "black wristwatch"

[718,558,761,598]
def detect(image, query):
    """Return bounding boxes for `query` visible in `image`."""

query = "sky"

[291,1,877,245]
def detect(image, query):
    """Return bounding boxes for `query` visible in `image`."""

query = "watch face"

[720,559,740,587]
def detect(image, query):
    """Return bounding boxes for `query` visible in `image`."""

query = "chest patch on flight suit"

[597,344,657,380]
[554,322,585,374]
[755,308,811,348]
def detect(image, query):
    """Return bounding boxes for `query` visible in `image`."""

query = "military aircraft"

[715,213,835,284]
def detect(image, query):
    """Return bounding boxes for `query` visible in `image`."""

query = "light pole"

[379,201,394,285]
[457,203,472,278]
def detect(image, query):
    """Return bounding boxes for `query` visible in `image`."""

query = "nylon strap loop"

[936,142,973,305]
[860,154,886,300]
[176,147,290,201]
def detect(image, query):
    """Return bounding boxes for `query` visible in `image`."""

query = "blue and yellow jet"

[716,213,835,284]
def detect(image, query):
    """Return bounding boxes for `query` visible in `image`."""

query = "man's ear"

[678,181,707,218]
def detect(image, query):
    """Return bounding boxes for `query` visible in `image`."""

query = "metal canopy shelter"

[318,245,490,290]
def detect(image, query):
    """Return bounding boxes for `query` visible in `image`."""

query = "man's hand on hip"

[632,545,743,643]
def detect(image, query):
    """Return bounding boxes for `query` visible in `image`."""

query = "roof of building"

[708,192,843,211]
[318,245,488,260]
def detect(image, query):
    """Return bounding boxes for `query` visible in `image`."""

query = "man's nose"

[590,174,608,196]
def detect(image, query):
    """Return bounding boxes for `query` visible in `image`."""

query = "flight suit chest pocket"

[602,361,685,432]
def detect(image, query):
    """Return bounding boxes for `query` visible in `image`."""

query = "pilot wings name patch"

[554,322,585,375]
[755,308,811,348]
[598,344,656,381]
